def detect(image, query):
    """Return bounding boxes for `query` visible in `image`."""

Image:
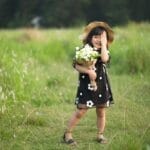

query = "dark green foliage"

[0,0,149,28]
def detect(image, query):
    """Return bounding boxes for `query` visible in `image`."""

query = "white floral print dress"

[74,52,114,109]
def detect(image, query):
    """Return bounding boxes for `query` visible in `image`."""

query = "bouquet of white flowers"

[75,44,100,66]
[75,44,100,91]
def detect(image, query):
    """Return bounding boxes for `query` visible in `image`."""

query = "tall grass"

[0,23,150,150]
[110,22,150,74]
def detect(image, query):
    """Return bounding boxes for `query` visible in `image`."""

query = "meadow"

[0,22,150,150]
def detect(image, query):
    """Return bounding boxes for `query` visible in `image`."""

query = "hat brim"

[82,21,114,44]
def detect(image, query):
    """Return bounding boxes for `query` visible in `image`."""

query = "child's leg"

[65,108,88,140]
[96,107,106,135]
[96,107,108,143]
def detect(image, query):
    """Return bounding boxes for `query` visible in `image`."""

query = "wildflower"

[75,44,100,64]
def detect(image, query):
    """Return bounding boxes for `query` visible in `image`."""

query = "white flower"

[75,46,80,50]
[75,44,100,63]
[13,134,16,138]
[86,100,94,107]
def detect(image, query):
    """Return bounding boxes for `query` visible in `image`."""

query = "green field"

[0,22,150,150]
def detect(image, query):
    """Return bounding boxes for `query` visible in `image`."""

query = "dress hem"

[76,102,114,109]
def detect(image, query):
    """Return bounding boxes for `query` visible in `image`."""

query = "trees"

[0,0,19,27]
[85,0,129,25]
[127,0,150,21]
[40,0,88,27]
[0,0,149,28]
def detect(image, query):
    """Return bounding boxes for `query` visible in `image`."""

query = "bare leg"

[96,107,107,143]
[65,108,88,140]
[96,107,106,134]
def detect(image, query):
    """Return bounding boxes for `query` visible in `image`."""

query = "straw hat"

[81,21,114,44]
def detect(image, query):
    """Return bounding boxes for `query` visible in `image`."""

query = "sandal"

[97,133,108,144]
[63,132,77,146]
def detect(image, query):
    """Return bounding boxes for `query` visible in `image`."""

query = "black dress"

[74,53,114,109]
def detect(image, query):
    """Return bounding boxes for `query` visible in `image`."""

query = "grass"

[0,22,150,150]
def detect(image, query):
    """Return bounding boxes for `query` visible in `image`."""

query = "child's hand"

[100,31,107,47]
[87,69,97,81]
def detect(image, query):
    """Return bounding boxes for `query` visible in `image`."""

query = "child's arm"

[75,64,97,81]
[101,31,109,63]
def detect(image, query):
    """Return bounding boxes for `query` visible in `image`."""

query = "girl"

[63,21,114,145]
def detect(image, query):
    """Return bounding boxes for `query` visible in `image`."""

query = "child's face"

[91,35,101,49]
[91,31,107,49]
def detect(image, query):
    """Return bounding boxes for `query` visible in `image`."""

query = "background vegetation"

[0,0,150,28]
[0,22,150,149]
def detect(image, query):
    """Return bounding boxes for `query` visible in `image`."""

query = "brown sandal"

[97,133,108,144]
[97,137,107,144]
[63,132,77,146]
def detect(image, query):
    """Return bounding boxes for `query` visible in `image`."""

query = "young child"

[63,21,114,145]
